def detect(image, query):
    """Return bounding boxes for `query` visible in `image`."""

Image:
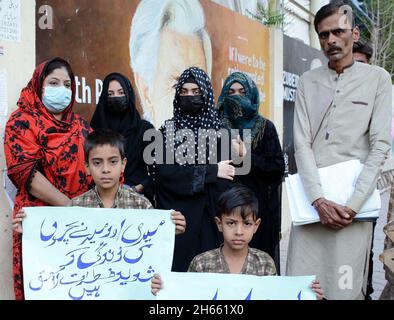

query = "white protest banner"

[158,272,316,300]
[22,207,175,300]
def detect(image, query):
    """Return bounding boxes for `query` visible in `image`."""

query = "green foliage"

[355,0,394,81]
[248,3,284,27]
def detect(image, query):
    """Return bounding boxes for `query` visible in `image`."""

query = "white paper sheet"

[286,159,381,225]
[0,0,21,42]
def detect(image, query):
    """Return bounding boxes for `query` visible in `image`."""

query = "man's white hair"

[129,0,212,86]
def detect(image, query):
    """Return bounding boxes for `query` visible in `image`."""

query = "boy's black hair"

[217,184,259,220]
[314,1,354,33]
[353,41,373,61]
[84,129,126,162]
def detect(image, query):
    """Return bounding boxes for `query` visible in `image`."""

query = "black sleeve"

[140,174,154,200]
[155,164,218,196]
[141,120,155,147]
[141,120,156,187]
[251,120,285,183]
[142,120,155,132]
[138,120,156,199]
[90,106,100,130]
[140,175,152,189]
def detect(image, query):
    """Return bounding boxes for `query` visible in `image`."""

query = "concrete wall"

[282,0,329,49]
[268,28,293,235]
[211,0,269,16]
[309,0,329,49]
[283,0,312,45]
[0,0,36,300]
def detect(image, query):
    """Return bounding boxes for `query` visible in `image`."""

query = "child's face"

[215,209,261,251]
[85,144,127,191]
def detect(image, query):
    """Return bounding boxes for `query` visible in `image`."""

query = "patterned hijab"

[160,67,222,164]
[218,72,267,149]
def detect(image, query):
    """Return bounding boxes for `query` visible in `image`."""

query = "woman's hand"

[217,160,235,180]
[135,184,144,194]
[12,209,26,234]
[171,211,186,235]
[231,135,247,158]
[30,171,70,206]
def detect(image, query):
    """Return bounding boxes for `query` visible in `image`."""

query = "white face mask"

[42,86,72,113]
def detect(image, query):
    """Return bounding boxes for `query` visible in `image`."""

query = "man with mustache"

[286,1,392,300]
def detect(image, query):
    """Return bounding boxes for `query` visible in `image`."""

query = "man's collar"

[327,59,355,74]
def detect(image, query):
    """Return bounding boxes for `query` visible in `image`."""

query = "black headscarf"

[91,73,153,189]
[218,72,267,150]
[159,67,222,165]
[91,73,141,134]
[170,67,221,134]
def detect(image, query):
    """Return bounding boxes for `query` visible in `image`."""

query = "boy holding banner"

[151,184,323,299]
[13,129,186,235]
